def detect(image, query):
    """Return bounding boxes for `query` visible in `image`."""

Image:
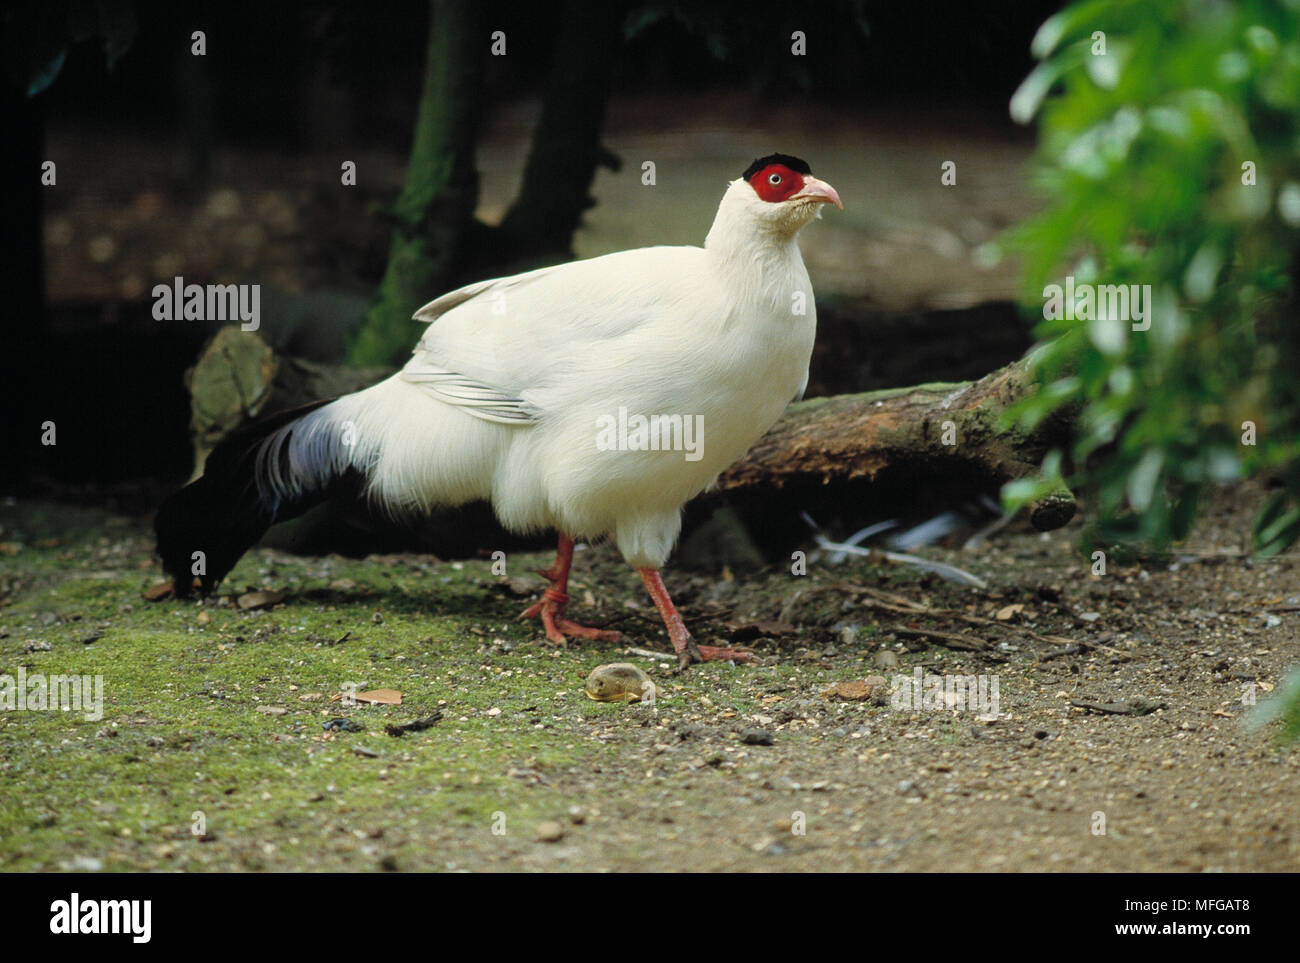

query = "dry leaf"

[143,581,174,601]
[995,603,1025,621]
[354,688,402,705]
[823,677,888,701]
[237,590,285,610]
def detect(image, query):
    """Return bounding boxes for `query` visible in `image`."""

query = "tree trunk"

[348,0,485,367]
[494,0,626,265]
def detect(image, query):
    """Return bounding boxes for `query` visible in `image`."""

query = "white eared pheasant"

[155,154,842,668]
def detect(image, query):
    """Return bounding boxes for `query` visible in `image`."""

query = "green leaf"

[1253,495,1300,557]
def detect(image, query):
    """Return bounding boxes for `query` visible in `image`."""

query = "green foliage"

[348,0,482,367]
[999,0,1300,557]
[1250,669,1300,741]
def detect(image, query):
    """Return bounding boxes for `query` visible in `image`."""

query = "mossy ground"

[1,491,1297,872]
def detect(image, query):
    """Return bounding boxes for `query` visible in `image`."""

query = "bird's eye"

[768,173,782,185]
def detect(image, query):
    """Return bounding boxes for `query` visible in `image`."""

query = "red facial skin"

[747,164,806,203]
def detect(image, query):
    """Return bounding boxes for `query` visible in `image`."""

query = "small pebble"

[741,728,774,746]
[536,821,566,842]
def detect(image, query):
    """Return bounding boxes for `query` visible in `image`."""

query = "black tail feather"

[154,400,335,595]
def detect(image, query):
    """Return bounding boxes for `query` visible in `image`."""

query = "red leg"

[637,568,753,669]
[521,534,622,646]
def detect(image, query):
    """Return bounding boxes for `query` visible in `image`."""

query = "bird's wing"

[410,261,560,325]
[400,263,560,423]
[401,247,705,424]
[397,365,540,424]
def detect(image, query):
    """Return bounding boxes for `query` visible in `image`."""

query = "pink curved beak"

[792,175,843,210]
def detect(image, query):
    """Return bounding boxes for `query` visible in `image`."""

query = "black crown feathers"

[741,153,812,180]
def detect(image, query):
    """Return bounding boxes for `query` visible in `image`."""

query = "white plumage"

[161,156,841,666]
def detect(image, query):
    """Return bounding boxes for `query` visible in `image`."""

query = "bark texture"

[714,358,1075,530]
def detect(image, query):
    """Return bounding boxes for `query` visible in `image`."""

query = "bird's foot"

[521,586,622,646]
[636,567,755,669]
[674,639,755,669]
[697,643,755,664]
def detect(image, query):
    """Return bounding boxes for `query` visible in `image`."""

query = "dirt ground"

[0,480,1296,873]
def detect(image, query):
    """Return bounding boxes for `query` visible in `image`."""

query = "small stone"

[741,728,774,746]
[501,576,536,597]
[536,820,566,842]
[823,677,887,702]
[585,663,656,702]
[322,718,364,733]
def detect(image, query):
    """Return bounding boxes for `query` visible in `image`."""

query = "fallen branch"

[184,334,1077,539]
[716,358,1076,530]
[888,625,991,652]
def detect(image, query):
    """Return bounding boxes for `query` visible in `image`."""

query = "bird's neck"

[704,214,807,301]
